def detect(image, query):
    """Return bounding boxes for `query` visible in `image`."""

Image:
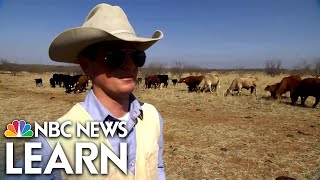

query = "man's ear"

[78,55,90,75]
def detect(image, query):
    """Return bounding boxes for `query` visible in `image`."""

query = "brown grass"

[0,72,319,179]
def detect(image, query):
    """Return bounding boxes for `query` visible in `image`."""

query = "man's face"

[81,42,142,99]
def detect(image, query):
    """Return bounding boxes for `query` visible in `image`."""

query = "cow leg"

[250,87,254,94]
[301,96,307,106]
[313,96,319,108]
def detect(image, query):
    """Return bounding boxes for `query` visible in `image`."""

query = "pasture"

[0,72,319,179]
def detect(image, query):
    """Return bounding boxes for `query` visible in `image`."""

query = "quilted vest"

[46,103,160,180]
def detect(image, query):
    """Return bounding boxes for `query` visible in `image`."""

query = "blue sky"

[0,0,319,68]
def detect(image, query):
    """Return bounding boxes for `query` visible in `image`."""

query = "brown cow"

[291,78,320,108]
[274,75,301,99]
[74,75,89,93]
[225,77,258,96]
[178,76,204,92]
[145,75,160,89]
[264,82,280,98]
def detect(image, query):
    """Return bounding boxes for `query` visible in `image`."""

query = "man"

[7,3,165,180]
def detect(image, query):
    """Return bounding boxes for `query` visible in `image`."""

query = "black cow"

[49,78,55,88]
[34,78,42,87]
[136,77,143,86]
[172,79,178,86]
[291,78,320,108]
[157,75,169,88]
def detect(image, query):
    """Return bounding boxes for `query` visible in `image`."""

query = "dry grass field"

[0,71,319,180]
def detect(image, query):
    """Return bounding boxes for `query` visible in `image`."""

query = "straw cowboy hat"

[49,3,163,64]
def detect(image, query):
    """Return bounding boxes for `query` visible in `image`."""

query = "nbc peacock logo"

[4,119,34,137]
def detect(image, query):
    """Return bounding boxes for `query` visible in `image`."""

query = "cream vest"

[46,103,160,180]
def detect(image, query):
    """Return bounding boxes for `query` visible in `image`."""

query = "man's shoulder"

[57,103,91,122]
[139,101,157,111]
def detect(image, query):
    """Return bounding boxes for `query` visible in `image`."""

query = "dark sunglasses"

[103,50,146,68]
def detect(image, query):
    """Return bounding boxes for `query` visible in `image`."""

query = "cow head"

[178,78,186,83]
[224,89,231,96]
[264,85,271,91]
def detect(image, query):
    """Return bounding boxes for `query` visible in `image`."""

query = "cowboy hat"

[49,3,163,64]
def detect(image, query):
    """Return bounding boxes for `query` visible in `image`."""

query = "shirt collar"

[80,89,142,122]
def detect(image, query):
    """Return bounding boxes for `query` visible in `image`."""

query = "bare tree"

[313,58,320,78]
[146,63,166,75]
[170,60,184,79]
[265,59,282,77]
[292,59,312,76]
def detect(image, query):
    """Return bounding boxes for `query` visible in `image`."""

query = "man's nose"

[121,55,137,70]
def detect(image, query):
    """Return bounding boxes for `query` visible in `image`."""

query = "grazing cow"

[74,75,89,93]
[291,78,320,108]
[172,79,178,86]
[157,75,169,89]
[145,75,161,89]
[274,75,301,99]
[178,76,204,92]
[225,77,258,96]
[264,82,280,98]
[197,74,220,94]
[49,78,56,88]
[34,78,42,87]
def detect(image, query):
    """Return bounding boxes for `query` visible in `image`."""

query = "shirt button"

[131,163,135,167]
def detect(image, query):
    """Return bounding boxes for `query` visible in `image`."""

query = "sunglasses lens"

[106,52,126,68]
[133,51,146,67]
[105,50,146,68]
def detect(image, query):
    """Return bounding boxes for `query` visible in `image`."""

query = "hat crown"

[83,4,136,36]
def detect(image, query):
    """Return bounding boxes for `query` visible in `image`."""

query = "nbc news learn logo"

[5,119,128,175]
[4,120,34,137]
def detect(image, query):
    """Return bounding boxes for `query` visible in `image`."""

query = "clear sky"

[0,0,320,68]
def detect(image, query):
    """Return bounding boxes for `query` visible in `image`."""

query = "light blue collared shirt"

[5,89,165,180]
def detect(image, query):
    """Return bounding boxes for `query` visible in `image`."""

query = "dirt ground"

[0,72,319,180]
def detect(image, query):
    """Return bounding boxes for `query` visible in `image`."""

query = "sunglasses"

[102,50,146,68]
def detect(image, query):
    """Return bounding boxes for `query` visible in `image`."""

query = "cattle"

[172,79,178,86]
[225,77,258,96]
[52,73,63,87]
[157,75,169,89]
[74,75,89,93]
[136,77,143,86]
[291,78,320,108]
[145,75,161,89]
[264,82,280,98]
[49,78,56,88]
[274,75,301,99]
[34,78,42,87]
[51,73,85,92]
[197,74,220,94]
[178,76,204,92]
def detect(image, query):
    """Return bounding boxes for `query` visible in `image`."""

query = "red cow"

[274,75,302,99]
[74,75,89,93]
[178,76,204,92]
[264,82,281,98]
[145,75,161,89]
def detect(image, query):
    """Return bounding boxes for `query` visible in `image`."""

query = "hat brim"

[49,27,163,64]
